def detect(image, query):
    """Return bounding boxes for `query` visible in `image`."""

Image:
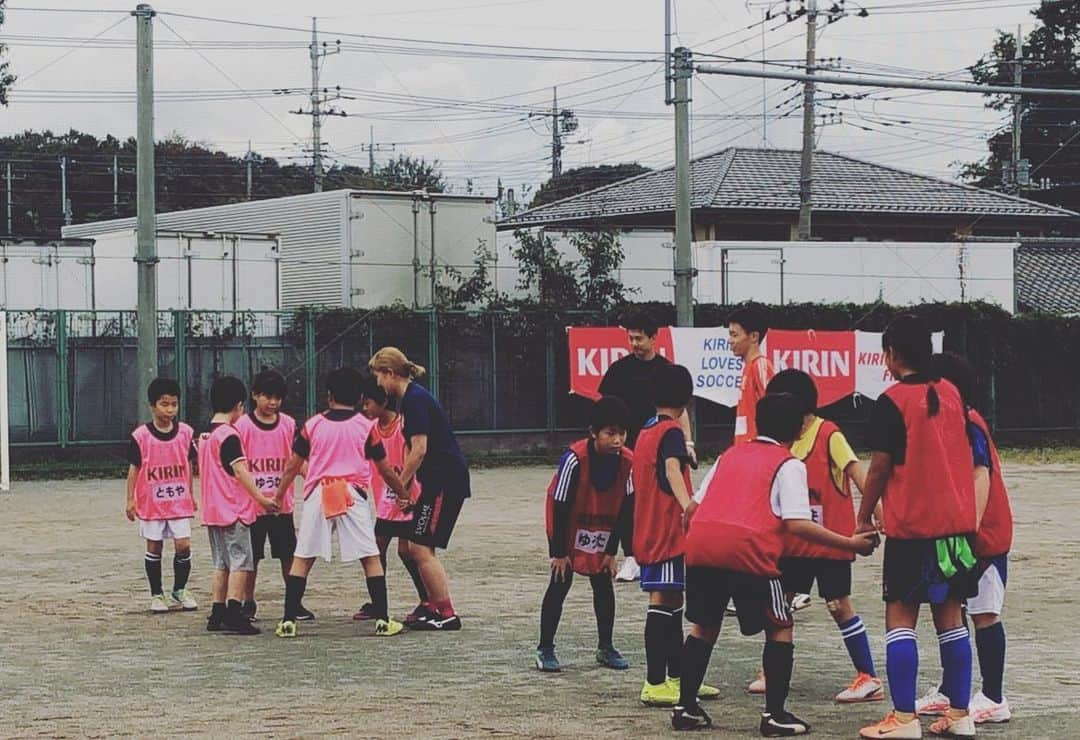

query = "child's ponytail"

[926,380,940,417]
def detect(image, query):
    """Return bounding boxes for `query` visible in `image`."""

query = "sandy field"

[1,463,1076,738]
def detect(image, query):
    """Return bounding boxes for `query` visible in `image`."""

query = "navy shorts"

[640,555,685,592]
[882,537,979,604]
[685,566,793,635]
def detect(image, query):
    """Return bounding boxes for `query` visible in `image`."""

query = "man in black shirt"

[598,314,695,581]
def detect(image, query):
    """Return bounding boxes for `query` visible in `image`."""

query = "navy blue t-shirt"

[400,381,470,497]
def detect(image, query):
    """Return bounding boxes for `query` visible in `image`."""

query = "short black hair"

[147,377,181,405]
[766,369,818,415]
[360,373,388,406]
[326,367,363,406]
[589,395,630,432]
[251,369,288,399]
[728,304,769,341]
[931,351,977,407]
[652,363,694,409]
[623,312,659,338]
[210,376,247,414]
[756,393,803,444]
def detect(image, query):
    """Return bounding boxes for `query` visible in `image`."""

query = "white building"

[63,189,498,309]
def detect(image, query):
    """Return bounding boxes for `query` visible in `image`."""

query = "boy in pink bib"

[125,377,197,614]
[234,370,311,622]
[198,376,279,635]
[351,375,428,623]
[273,367,411,639]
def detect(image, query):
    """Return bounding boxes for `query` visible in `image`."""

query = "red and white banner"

[569,326,942,407]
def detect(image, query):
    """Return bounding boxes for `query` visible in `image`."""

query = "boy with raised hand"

[125,377,198,613]
[672,393,879,735]
[745,369,883,703]
[198,376,279,635]
[632,363,719,708]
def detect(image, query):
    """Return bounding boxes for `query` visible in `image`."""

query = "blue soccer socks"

[839,615,876,676]
[975,622,1006,703]
[938,626,973,711]
[885,628,919,713]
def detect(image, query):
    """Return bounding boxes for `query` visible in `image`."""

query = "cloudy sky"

[0,0,1043,196]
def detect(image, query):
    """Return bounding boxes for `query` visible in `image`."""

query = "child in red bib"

[125,377,197,614]
[631,364,720,707]
[671,394,878,734]
[534,396,634,673]
[234,370,301,621]
[858,317,979,740]
[916,352,1014,725]
[742,369,883,704]
[352,375,429,624]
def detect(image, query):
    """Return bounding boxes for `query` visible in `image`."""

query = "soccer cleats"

[535,646,561,672]
[860,712,923,739]
[836,673,885,703]
[760,710,810,737]
[595,644,629,670]
[671,704,713,731]
[275,620,298,638]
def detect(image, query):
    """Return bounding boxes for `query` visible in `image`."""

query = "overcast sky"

[0,0,1043,197]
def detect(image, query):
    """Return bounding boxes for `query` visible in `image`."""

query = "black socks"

[144,552,163,595]
[679,635,715,709]
[283,574,307,621]
[763,641,795,716]
[366,575,389,621]
[172,553,191,593]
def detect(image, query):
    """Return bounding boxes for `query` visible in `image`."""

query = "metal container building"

[62,189,498,309]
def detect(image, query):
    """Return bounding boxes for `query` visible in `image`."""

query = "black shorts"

[374,518,415,540]
[685,566,793,635]
[882,537,979,604]
[406,490,464,550]
[779,556,852,601]
[250,513,297,562]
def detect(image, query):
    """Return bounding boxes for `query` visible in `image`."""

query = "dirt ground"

[2,463,1078,739]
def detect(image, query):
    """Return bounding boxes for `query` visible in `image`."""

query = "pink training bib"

[133,422,195,521]
[198,423,258,527]
[368,415,420,523]
[234,412,297,515]
[300,411,374,500]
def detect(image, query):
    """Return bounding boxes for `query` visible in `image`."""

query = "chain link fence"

[6,307,1079,450]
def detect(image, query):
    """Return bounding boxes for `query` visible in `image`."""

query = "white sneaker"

[170,589,198,611]
[835,672,885,703]
[150,594,170,613]
[790,593,812,611]
[747,668,766,694]
[969,691,1010,724]
[615,556,640,582]
[916,687,951,716]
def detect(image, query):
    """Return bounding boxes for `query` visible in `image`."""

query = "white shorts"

[295,484,379,562]
[966,556,1007,616]
[138,517,193,541]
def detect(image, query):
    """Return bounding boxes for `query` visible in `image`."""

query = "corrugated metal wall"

[62,191,348,308]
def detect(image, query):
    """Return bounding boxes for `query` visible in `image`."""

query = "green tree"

[529,163,650,209]
[570,229,631,310]
[0,1,14,106]
[376,155,446,192]
[961,3,1080,212]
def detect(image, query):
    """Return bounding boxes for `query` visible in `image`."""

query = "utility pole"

[112,154,119,215]
[1010,25,1024,194]
[672,46,694,328]
[246,140,253,200]
[291,18,342,193]
[360,125,395,175]
[60,156,72,226]
[5,162,13,235]
[310,18,323,192]
[134,3,158,417]
[551,87,562,178]
[797,0,817,241]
